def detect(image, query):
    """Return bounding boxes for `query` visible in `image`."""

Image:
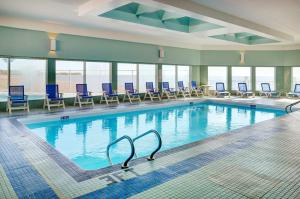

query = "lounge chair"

[7,86,30,114]
[216,82,231,97]
[260,83,280,98]
[238,83,254,98]
[177,81,191,98]
[74,84,94,107]
[161,82,177,100]
[123,82,141,103]
[144,82,161,101]
[287,84,300,98]
[100,83,119,104]
[44,84,65,111]
[190,81,203,97]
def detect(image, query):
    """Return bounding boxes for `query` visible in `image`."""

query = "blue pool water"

[26,102,285,170]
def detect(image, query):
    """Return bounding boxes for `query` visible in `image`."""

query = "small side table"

[200,85,212,96]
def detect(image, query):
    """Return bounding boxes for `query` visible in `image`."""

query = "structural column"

[111,62,118,91]
[47,58,56,84]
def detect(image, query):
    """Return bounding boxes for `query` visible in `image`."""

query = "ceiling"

[0,0,299,50]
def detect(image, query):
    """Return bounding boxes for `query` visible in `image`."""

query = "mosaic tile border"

[11,100,289,183]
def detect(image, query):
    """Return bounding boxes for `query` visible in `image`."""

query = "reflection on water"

[27,103,285,170]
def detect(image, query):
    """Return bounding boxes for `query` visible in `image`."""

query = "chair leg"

[43,99,46,109]
[27,102,30,112]
[47,100,51,111]
[105,96,108,105]
[78,97,82,108]
[62,100,66,109]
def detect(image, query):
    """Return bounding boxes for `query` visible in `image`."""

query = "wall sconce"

[240,51,245,64]
[159,47,164,58]
[50,39,57,52]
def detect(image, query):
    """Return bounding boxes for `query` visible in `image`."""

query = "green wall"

[0,25,300,112]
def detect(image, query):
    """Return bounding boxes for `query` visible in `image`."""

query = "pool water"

[26,102,285,170]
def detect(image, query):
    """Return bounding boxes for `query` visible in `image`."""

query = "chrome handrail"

[106,135,135,169]
[133,129,162,161]
[285,100,300,113]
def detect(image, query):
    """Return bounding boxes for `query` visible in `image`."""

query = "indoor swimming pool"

[25,102,286,170]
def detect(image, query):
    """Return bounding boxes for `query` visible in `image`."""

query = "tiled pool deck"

[1,97,300,198]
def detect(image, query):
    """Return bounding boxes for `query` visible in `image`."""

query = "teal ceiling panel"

[100,2,223,33]
[210,32,279,45]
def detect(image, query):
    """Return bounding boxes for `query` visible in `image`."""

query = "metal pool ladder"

[106,135,135,169]
[285,100,300,113]
[106,129,162,169]
[133,129,162,161]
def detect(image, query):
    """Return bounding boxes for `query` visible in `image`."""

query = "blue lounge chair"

[287,84,300,98]
[7,86,30,114]
[74,84,94,107]
[260,83,280,98]
[123,82,141,103]
[216,82,231,97]
[144,82,161,101]
[100,83,119,104]
[44,84,65,111]
[190,81,203,97]
[238,83,254,97]
[162,82,177,100]
[177,81,191,98]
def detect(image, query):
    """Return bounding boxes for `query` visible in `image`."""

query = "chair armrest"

[113,90,118,94]
[170,88,175,92]
[59,93,64,98]
[88,91,93,96]
[24,95,29,100]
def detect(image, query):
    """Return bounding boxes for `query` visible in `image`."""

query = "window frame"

[9,57,48,95]
[231,66,252,91]
[255,66,276,91]
[207,66,228,90]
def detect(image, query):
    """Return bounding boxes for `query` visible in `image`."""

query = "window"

[138,64,156,92]
[232,67,251,90]
[162,65,176,89]
[0,58,8,95]
[86,62,111,94]
[177,66,190,88]
[208,66,227,90]
[56,61,84,94]
[117,63,137,92]
[292,67,300,90]
[256,67,275,91]
[10,58,46,95]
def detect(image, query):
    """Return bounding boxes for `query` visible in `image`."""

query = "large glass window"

[292,67,300,90]
[0,58,8,95]
[86,62,111,94]
[10,58,46,96]
[117,63,137,92]
[56,61,84,94]
[208,66,227,90]
[177,65,190,88]
[162,65,176,89]
[138,64,156,92]
[256,67,275,91]
[232,67,251,90]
